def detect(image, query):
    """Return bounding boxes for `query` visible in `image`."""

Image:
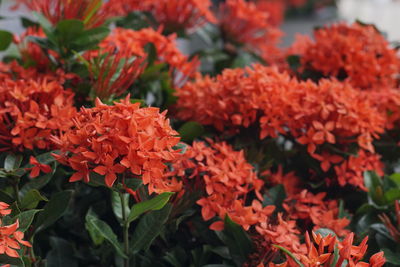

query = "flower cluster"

[94,27,199,87]
[219,0,283,64]
[14,0,109,28]
[266,232,386,267]
[289,22,399,90]
[0,62,76,152]
[145,0,217,33]
[0,203,31,258]
[53,96,182,193]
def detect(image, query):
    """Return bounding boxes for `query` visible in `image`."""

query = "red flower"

[0,203,11,216]
[53,96,182,193]
[26,156,52,178]
[0,62,77,152]
[146,0,217,33]
[13,0,109,28]
[93,27,199,88]
[219,0,283,64]
[290,22,399,90]
[0,220,31,258]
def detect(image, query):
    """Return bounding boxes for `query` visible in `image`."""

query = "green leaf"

[263,184,286,211]
[131,204,172,252]
[384,188,400,203]
[0,255,24,266]
[128,192,173,224]
[220,216,253,266]
[20,189,48,210]
[111,192,130,222]
[124,178,143,191]
[382,248,400,265]
[314,228,337,238]
[273,245,304,267]
[178,122,205,142]
[20,169,54,196]
[72,26,110,50]
[364,171,385,206]
[34,190,72,232]
[46,237,78,267]
[13,209,42,232]
[85,210,127,258]
[389,173,400,187]
[56,19,85,44]
[4,153,23,172]
[0,30,13,51]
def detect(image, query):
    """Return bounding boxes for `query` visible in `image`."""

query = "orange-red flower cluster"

[283,190,350,237]
[289,22,399,90]
[95,27,199,88]
[0,62,76,152]
[334,150,384,190]
[53,96,182,193]
[166,140,272,231]
[87,50,146,101]
[267,232,386,267]
[176,64,385,152]
[13,0,108,28]
[0,203,31,258]
[219,0,283,64]
[145,0,217,32]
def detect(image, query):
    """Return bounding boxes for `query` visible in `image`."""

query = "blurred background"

[0,0,399,46]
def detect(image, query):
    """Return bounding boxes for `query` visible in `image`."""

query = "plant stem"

[12,178,21,206]
[120,192,130,267]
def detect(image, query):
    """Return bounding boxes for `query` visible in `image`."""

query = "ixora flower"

[52,96,182,193]
[0,62,77,152]
[0,203,31,258]
[289,22,399,90]
[93,27,199,88]
[13,0,109,28]
[219,0,283,64]
[145,0,217,33]
[25,156,52,178]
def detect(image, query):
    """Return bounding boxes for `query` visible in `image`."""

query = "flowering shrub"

[0,1,398,267]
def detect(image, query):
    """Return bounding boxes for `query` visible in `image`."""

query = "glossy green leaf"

[111,191,130,222]
[13,209,42,232]
[85,210,127,258]
[46,237,78,267]
[20,189,48,210]
[382,248,400,265]
[4,153,23,172]
[128,192,173,223]
[263,184,286,211]
[0,30,13,51]
[178,122,205,142]
[131,204,172,252]
[219,216,253,265]
[55,19,85,44]
[34,190,72,232]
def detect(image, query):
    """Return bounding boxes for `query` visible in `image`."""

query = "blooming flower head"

[95,27,199,88]
[53,96,182,193]
[13,0,109,28]
[290,22,399,89]
[166,140,271,230]
[175,65,295,133]
[26,156,52,178]
[146,0,217,33]
[0,203,11,217]
[219,0,283,64]
[87,50,146,101]
[0,208,31,258]
[0,62,77,152]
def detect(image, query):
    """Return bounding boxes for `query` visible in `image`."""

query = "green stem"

[12,178,21,206]
[120,192,130,267]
